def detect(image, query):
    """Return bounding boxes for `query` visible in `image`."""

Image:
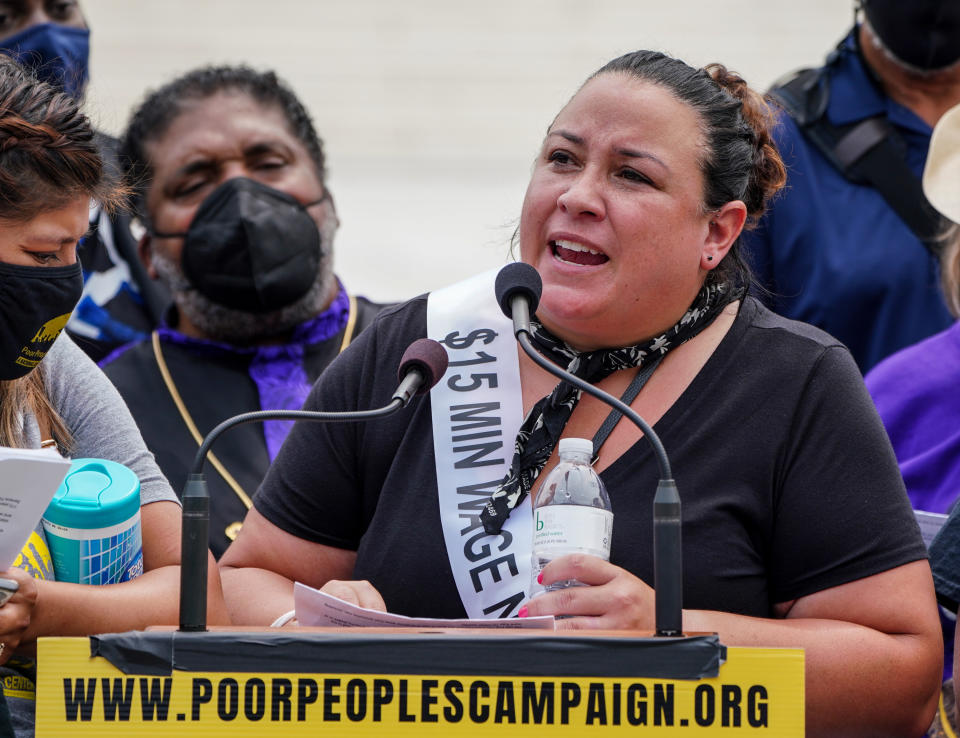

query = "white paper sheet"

[0,446,71,569]
[294,582,555,630]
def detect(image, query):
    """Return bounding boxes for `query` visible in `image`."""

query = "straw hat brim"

[923,102,960,224]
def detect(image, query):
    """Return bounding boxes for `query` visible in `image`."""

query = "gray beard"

[152,215,338,344]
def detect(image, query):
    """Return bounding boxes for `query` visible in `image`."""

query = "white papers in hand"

[294,582,555,629]
[0,446,71,569]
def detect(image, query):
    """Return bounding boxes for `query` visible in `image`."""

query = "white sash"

[428,269,530,619]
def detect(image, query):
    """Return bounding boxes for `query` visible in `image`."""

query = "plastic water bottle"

[531,437,613,593]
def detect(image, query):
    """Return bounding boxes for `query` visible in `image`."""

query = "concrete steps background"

[84,0,851,301]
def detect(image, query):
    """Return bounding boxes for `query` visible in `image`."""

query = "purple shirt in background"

[115,285,351,461]
[866,321,960,515]
[866,321,960,681]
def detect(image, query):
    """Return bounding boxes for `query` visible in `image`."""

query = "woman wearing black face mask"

[0,56,228,738]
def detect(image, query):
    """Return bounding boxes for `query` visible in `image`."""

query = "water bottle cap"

[557,437,594,458]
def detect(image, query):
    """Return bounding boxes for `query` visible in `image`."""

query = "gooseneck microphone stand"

[179,338,449,632]
[495,263,684,637]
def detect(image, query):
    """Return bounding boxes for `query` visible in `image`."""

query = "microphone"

[393,338,449,406]
[179,338,449,632]
[495,262,683,637]
[495,263,541,336]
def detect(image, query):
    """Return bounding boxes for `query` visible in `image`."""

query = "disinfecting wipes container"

[41,458,143,585]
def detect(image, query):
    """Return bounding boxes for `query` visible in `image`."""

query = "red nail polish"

[518,606,528,618]
[537,572,543,584]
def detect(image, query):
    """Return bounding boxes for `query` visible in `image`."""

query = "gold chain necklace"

[151,295,358,543]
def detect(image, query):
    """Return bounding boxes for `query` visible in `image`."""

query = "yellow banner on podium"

[36,638,803,735]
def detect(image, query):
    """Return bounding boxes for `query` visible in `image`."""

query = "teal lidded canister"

[41,458,144,584]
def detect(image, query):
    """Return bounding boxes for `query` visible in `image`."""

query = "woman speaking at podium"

[221,50,942,735]
[0,57,228,736]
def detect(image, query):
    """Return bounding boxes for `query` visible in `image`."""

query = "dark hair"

[120,65,326,219]
[589,51,787,290]
[0,55,115,449]
[0,55,115,221]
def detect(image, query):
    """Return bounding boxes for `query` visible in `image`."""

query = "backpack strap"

[768,61,946,254]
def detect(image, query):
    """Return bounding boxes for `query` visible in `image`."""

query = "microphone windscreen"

[495,263,542,319]
[397,338,449,394]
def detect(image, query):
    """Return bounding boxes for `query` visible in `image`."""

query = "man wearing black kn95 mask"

[100,65,388,558]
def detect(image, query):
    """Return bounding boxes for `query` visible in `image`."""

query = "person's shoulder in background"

[67,131,170,362]
[352,294,395,335]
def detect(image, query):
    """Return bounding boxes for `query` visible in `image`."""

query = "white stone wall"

[83,0,852,301]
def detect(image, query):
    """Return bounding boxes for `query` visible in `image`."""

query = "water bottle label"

[533,506,613,559]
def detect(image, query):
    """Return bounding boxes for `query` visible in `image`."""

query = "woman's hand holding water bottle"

[525,437,656,630]
[521,555,657,632]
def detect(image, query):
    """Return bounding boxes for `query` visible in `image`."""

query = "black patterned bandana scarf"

[479,281,743,535]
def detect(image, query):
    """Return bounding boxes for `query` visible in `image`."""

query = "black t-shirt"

[102,296,385,558]
[255,295,926,619]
